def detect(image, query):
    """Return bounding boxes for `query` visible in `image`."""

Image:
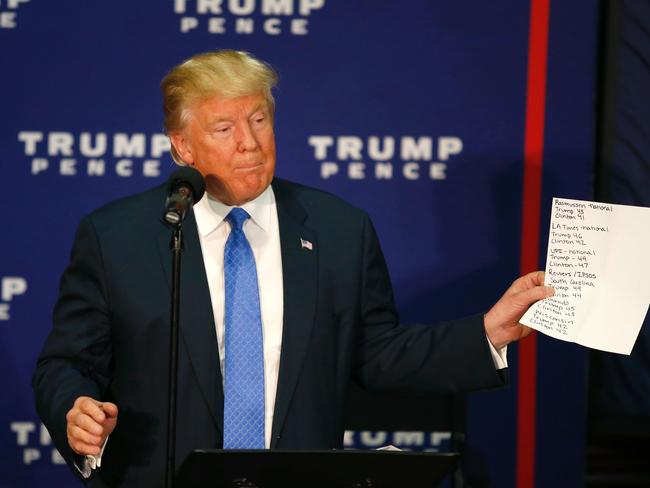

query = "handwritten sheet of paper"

[520,198,650,355]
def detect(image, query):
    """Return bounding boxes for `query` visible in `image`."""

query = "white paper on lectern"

[520,198,650,355]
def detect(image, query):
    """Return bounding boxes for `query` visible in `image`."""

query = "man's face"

[171,92,276,206]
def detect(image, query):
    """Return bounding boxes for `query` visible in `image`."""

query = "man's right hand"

[66,396,118,456]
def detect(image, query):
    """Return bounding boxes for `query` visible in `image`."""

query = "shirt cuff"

[74,436,109,479]
[486,336,508,369]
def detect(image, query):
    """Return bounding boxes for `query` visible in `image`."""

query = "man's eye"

[216,127,231,133]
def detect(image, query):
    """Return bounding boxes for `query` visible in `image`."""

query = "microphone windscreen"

[166,166,206,202]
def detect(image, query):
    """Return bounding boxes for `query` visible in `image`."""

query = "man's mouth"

[235,162,263,171]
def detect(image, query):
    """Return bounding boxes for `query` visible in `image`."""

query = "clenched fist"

[66,396,118,456]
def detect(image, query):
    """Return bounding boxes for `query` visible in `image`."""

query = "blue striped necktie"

[222,208,265,449]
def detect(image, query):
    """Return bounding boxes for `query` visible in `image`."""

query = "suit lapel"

[270,180,318,447]
[156,212,223,436]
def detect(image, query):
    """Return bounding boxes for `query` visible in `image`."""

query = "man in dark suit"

[33,50,551,487]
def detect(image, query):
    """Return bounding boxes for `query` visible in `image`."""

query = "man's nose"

[236,122,259,152]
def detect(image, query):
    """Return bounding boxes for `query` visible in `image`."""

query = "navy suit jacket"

[33,178,504,487]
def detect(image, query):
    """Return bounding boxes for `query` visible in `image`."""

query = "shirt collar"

[193,184,273,237]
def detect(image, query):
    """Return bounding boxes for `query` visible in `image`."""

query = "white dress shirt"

[193,185,284,449]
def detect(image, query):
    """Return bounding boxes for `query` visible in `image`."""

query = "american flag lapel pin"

[300,238,313,251]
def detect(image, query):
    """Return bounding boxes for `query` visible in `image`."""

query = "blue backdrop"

[0,1,598,486]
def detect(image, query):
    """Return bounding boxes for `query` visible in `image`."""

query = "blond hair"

[161,50,278,163]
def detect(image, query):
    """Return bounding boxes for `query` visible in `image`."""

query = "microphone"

[163,167,205,225]
[162,167,205,486]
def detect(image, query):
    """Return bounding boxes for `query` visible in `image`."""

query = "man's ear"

[169,131,194,165]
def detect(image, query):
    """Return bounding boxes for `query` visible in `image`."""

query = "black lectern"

[176,449,458,487]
